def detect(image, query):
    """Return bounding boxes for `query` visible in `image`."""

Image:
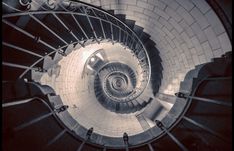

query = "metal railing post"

[155,120,188,151]
[123,132,129,151]
[77,127,93,151]
[175,92,232,107]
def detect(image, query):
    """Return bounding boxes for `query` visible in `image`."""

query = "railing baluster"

[110,23,114,44]
[19,41,79,78]
[71,14,89,40]
[2,19,81,78]
[2,96,81,149]
[14,112,53,131]
[3,19,34,38]
[82,7,99,43]
[175,92,232,107]
[2,2,151,102]
[29,14,68,45]
[125,32,129,46]
[123,30,127,46]
[147,143,154,151]
[166,130,188,151]
[3,19,57,51]
[90,7,106,40]
[2,97,53,109]
[130,37,136,50]
[2,2,22,12]
[76,127,93,151]
[104,14,114,44]
[3,42,42,57]
[52,13,82,44]
[47,129,66,146]
[155,120,188,151]
[183,116,230,143]
[2,10,152,82]
[205,76,232,81]
[123,132,129,151]
[2,98,35,107]
[191,96,231,107]
[99,18,106,39]
[77,141,85,151]
[3,97,65,134]
[127,33,133,48]
[118,27,121,43]
[3,62,37,70]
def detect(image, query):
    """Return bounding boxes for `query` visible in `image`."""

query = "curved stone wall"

[79,0,232,95]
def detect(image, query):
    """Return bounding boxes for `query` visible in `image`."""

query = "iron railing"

[2,0,151,102]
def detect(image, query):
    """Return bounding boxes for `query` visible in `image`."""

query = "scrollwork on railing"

[45,0,56,9]
[2,0,151,101]
[63,1,77,12]
[19,0,32,10]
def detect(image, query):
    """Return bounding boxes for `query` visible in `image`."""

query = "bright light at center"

[90,57,95,62]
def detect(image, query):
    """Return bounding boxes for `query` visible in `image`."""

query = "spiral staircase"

[2,0,232,151]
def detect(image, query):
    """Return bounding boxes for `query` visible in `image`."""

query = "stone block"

[191,0,210,14]
[176,0,194,11]
[154,0,167,10]
[205,9,225,35]
[111,4,127,10]
[190,7,209,29]
[179,19,195,38]
[218,32,232,53]
[201,41,214,61]
[162,26,175,39]
[180,43,189,54]
[176,6,195,25]
[127,4,144,13]
[154,8,170,20]
[137,0,154,10]
[158,17,173,31]
[168,18,183,33]
[144,9,159,20]
[192,54,200,65]
[191,36,204,55]
[160,0,179,10]
[190,22,207,43]
[204,26,221,50]
[119,0,137,5]
[165,6,182,22]
[171,29,184,44]
[198,53,207,64]
[180,32,193,48]
[165,35,176,49]
[213,48,223,58]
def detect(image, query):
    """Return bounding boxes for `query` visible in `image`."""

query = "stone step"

[115,14,126,23]
[31,70,44,82]
[133,25,144,37]
[179,80,193,94]
[43,56,54,70]
[125,19,136,29]
[47,95,63,108]
[140,32,150,43]
[142,98,168,121]
[107,10,115,15]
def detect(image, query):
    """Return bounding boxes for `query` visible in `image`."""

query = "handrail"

[176,76,232,107]
[2,96,104,149]
[2,0,151,100]
[132,75,232,148]
[130,76,209,148]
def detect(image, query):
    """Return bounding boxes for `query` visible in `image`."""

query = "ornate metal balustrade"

[2,0,151,102]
